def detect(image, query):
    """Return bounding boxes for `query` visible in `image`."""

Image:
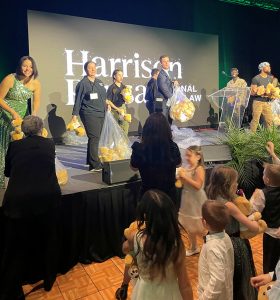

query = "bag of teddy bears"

[169,87,195,123]
[55,158,68,185]
[98,111,131,162]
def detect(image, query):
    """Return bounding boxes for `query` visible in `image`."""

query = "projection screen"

[28,10,218,136]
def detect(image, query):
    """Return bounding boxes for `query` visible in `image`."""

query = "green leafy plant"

[220,123,280,190]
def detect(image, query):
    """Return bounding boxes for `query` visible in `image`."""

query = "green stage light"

[219,0,280,11]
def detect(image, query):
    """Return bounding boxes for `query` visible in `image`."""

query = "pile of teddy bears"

[99,142,131,162]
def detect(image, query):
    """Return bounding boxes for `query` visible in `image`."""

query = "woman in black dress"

[0,115,61,300]
[130,112,182,206]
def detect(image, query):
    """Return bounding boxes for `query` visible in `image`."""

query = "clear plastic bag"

[55,158,68,185]
[271,99,280,126]
[171,125,196,140]
[169,87,195,122]
[62,131,88,145]
[98,111,132,162]
[177,137,202,150]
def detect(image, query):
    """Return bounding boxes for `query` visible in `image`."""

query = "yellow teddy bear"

[123,221,145,266]
[266,83,280,99]
[121,85,134,104]
[11,118,48,140]
[66,120,86,136]
[233,195,267,239]
[257,85,266,96]
[11,118,24,140]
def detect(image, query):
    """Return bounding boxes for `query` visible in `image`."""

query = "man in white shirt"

[198,200,234,300]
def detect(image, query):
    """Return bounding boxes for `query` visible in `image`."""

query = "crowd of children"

[115,136,280,300]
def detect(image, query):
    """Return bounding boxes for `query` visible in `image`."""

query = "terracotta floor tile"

[25,286,63,300]
[110,257,125,274]
[77,293,104,300]
[56,267,88,285]
[84,261,123,291]
[58,274,98,300]
[23,233,263,300]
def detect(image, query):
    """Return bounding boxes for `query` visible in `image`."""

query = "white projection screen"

[28,10,218,136]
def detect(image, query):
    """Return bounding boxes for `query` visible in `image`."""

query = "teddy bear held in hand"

[234,190,267,239]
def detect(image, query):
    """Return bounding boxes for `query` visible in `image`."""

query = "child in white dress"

[178,145,207,256]
[125,189,193,300]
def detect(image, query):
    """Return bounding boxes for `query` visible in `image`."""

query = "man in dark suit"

[157,55,178,124]
[1,115,61,300]
[145,68,159,115]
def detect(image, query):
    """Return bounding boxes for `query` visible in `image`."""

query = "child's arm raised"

[179,166,205,190]
[175,245,194,300]
[266,141,280,165]
[226,201,259,232]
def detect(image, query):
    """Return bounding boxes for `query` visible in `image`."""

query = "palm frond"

[221,123,280,189]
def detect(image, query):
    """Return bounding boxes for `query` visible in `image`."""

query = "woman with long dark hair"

[130,112,182,202]
[115,113,182,300]
[131,190,193,299]
[0,56,41,188]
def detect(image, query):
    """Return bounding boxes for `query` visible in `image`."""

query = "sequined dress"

[0,75,32,188]
[219,198,258,300]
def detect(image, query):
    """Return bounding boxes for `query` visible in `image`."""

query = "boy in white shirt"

[198,200,234,300]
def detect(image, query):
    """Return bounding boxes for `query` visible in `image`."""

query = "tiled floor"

[23,233,263,300]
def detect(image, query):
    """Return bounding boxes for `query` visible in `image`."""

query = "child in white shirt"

[198,200,234,300]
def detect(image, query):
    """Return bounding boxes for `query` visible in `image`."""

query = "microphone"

[222,71,232,78]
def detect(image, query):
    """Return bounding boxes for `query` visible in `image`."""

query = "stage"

[0,127,222,206]
[0,127,223,279]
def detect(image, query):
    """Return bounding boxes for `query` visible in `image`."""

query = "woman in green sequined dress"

[0,56,41,188]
